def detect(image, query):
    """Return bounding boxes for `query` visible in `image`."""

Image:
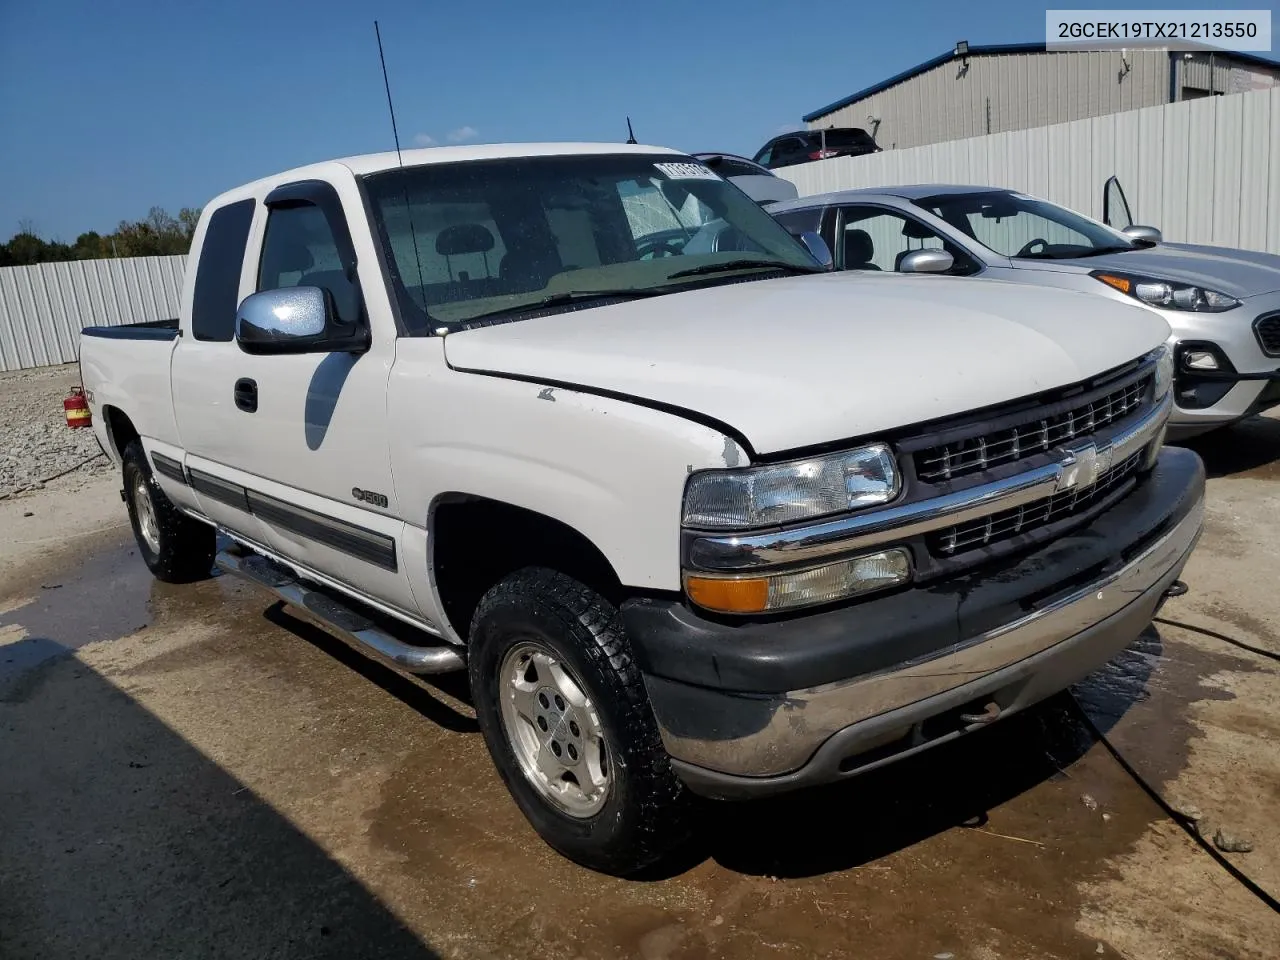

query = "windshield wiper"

[665,259,823,280]
[1075,244,1138,258]
[463,289,664,324]
[1019,244,1135,261]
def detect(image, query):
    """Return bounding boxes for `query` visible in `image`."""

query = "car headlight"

[682,443,898,530]
[1093,272,1240,313]
[1151,343,1173,400]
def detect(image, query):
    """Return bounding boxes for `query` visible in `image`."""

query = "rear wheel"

[121,440,215,583]
[468,567,690,875]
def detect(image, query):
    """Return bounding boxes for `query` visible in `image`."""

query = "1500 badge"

[352,487,389,508]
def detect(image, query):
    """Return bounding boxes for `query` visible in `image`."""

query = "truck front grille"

[915,376,1150,483]
[1255,312,1280,357]
[929,452,1143,556]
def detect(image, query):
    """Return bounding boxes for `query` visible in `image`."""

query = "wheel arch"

[428,493,627,643]
[102,405,140,461]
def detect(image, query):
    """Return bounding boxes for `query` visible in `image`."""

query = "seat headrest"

[845,228,874,264]
[436,223,495,256]
[901,219,935,240]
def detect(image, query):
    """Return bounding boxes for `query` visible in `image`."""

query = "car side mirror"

[799,231,833,270]
[235,287,369,355]
[1122,224,1162,245]
[898,249,954,274]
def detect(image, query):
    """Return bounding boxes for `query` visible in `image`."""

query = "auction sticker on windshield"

[654,162,722,180]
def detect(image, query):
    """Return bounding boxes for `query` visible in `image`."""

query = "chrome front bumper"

[655,486,1203,786]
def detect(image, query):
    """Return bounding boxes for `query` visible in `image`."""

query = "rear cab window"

[190,200,255,341]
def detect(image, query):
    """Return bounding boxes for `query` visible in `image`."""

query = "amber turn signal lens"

[684,575,769,614]
[1096,274,1131,294]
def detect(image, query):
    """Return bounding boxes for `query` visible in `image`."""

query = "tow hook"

[959,701,1002,725]
[1164,580,1189,599]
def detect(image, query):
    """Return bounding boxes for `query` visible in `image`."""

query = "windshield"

[362,153,818,330]
[912,191,1138,260]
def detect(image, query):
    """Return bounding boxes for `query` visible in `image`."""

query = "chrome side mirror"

[898,249,954,274]
[1122,224,1162,244]
[235,287,367,355]
[799,231,833,270]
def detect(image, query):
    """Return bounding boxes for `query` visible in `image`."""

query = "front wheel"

[121,440,215,583]
[468,567,691,875]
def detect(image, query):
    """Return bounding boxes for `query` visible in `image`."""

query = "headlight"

[1151,343,1173,400]
[1093,272,1239,313]
[682,443,899,530]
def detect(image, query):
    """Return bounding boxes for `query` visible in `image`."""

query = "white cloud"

[412,133,436,147]
[446,125,479,143]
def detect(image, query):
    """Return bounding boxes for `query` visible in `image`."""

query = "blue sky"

[2,0,1277,240]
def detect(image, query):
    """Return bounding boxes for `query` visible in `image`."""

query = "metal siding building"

[780,87,1280,256]
[0,255,186,372]
[805,44,1280,151]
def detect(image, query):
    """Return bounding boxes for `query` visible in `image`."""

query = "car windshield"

[913,191,1138,260]
[362,153,818,330]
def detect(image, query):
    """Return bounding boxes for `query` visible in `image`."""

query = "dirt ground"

[2,415,1279,959]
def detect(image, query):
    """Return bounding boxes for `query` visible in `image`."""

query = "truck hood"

[1013,242,1280,298]
[443,271,1169,456]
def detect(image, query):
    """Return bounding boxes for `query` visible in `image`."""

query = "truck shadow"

[0,637,443,960]
[681,628,1161,880]
[1174,414,1280,480]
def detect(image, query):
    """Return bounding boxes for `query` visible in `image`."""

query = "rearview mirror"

[235,287,369,355]
[980,203,1018,220]
[1122,224,1162,244]
[799,231,833,270]
[898,249,954,274]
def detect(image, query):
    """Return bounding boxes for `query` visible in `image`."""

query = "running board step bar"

[215,548,465,675]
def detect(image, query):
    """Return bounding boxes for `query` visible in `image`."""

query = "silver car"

[768,182,1280,438]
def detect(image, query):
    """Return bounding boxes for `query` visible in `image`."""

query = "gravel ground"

[0,364,114,499]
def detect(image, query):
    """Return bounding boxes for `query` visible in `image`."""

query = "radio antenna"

[374,20,428,319]
[625,117,637,144]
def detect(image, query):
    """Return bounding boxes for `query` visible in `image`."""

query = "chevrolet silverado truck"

[79,143,1204,875]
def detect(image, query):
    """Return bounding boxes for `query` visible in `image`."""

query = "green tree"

[2,206,201,266]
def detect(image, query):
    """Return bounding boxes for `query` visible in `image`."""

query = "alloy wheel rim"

[132,474,161,555]
[498,641,611,818]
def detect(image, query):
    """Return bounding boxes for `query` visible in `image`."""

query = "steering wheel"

[636,237,685,260]
[1015,238,1049,257]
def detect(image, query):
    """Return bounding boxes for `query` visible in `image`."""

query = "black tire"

[121,440,216,583]
[468,567,691,875]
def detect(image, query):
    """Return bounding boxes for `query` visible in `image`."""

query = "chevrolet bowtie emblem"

[1056,440,1114,493]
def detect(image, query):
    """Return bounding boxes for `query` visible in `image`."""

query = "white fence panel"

[779,87,1280,255]
[0,255,186,372]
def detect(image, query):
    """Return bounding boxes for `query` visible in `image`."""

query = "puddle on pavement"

[0,533,244,688]
[1072,624,1253,789]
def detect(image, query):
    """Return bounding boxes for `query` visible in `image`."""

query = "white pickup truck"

[79,143,1204,875]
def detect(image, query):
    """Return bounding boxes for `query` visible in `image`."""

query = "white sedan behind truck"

[79,143,1202,875]
[768,183,1280,438]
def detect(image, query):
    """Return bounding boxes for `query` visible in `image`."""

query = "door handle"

[234,378,258,413]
